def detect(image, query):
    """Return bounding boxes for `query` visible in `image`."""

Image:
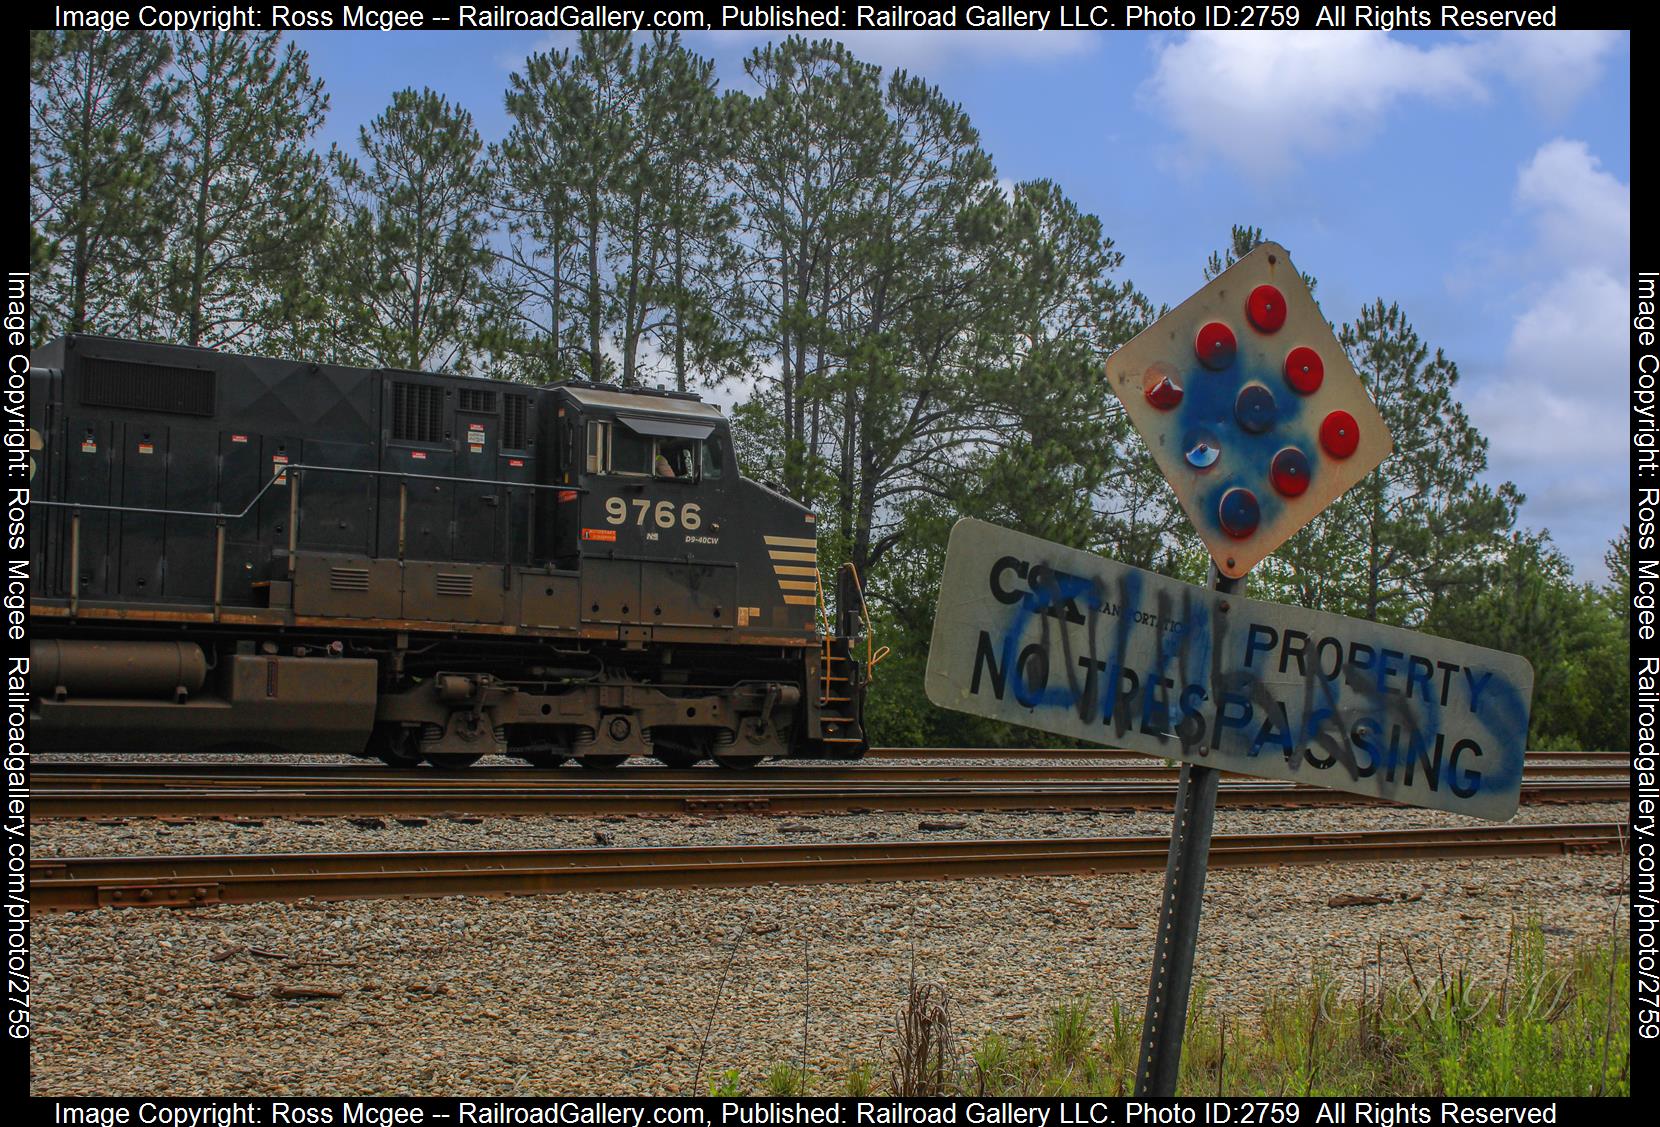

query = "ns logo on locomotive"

[25,336,876,768]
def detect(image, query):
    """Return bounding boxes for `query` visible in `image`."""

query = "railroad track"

[869,747,1631,763]
[32,821,1626,912]
[36,761,1630,782]
[33,766,1626,818]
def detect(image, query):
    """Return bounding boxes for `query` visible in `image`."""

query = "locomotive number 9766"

[604,497,703,530]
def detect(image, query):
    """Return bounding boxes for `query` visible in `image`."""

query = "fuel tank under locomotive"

[27,631,832,767]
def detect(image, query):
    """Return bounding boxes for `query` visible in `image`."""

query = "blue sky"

[295,29,1631,581]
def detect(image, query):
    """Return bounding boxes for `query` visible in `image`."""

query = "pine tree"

[332,88,494,371]
[732,38,888,502]
[632,35,747,392]
[1336,300,1519,623]
[159,30,330,350]
[30,30,174,341]
[493,33,744,388]
[492,48,588,383]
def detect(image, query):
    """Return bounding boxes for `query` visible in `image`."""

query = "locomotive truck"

[24,335,876,768]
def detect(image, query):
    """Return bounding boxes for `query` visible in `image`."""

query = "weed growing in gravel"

[706,1068,743,1097]
[782,922,1628,1096]
[843,1061,878,1096]
[890,977,954,1096]
[764,1062,812,1095]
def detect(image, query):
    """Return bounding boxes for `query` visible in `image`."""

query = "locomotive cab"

[550,385,734,568]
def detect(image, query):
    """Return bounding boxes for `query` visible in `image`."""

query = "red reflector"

[1270,447,1311,496]
[1284,347,1323,394]
[1246,285,1286,333]
[1145,373,1184,409]
[1320,411,1360,458]
[1195,322,1236,370]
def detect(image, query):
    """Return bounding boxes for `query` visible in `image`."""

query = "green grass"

[968,924,1631,1097]
[730,923,1629,1097]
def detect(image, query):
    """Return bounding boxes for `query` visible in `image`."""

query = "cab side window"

[656,440,697,481]
[700,436,725,480]
[584,420,607,475]
[586,418,718,481]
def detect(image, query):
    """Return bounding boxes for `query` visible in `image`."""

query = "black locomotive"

[25,336,875,768]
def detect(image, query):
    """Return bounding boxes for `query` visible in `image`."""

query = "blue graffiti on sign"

[964,547,1529,805]
[1165,342,1313,544]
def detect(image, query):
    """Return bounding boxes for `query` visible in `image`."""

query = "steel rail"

[866,747,1630,762]
[34,761,1630,784]
[32,777,1626,819]
[31,821,1626,912]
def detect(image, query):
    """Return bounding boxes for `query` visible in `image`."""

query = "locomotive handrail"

[42,464,587,619]
[32,463,587,522]
[841,562,890,676]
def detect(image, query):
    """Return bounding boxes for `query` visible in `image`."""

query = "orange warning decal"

[581,528,617,542]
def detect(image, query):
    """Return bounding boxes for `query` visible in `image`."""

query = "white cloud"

[1474,31,1623,116]
[1514,138,1630,275]
[1139,31,1621,177]
[1464,138,1631,579]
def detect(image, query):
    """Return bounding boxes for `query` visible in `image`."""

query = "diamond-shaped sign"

[1107,243,1393,578]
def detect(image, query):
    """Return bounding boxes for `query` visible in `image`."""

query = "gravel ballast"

[29,804,1629,1096]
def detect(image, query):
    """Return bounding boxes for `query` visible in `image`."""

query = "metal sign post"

[1134,566,1238,1097]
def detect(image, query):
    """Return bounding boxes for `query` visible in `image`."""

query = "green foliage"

[331,87,494,371]
[31,30,175,341]
[926,924,1628,1096]
[157,31,331,350]
[706,1067,743,1097]
[491,32,745,387]
[762,1062,811,1096]
[1424,528,1629,749]
[842,1060,877,1096]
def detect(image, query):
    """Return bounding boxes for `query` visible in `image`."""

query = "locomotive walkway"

[33,761,1627,819]
[32,821,1626,912]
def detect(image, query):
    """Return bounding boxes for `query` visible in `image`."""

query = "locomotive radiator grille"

[328,566,371,592]
[435,572,475,597]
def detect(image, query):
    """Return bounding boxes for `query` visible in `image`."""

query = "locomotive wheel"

[652,732,709,769]
[712,754,765,770]
[577,755,628,769]
[371,725,424,768]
